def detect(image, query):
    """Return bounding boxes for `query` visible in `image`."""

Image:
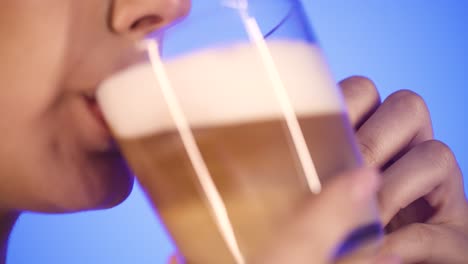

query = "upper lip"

[77,40,151,100]
[82,90,95,98]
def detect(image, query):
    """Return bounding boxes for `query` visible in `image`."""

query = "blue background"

[8,1,467,263]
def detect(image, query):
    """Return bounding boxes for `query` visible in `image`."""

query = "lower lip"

[80,95,122,154]
[84,96,112,134]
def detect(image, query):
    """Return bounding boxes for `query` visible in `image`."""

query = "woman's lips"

[80,93,122,153]
[83,94,111,134]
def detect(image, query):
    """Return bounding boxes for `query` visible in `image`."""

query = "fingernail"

[351,168,380,202]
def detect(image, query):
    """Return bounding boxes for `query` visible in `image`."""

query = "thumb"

[255,168,382,264]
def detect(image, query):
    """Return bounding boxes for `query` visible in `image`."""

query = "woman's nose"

[111,0,190,39]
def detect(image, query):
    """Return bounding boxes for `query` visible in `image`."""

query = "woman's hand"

[170,169,399,264]
[340,76,468,263]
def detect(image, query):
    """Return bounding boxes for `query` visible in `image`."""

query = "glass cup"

[97,0,381,263]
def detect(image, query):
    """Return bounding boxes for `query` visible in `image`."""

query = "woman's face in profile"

[0,0,190,213]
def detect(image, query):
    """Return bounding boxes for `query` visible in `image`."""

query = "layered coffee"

[98,40,363,263]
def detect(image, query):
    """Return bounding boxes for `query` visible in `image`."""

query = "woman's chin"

[40,153,134,213]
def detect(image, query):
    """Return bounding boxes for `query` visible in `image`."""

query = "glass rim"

[146,0,298,41]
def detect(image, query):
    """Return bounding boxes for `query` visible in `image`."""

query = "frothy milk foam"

[97,40,344,138]
[97,40,353,263]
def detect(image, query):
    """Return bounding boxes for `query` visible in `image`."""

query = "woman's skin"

[0,1,466,263]
[0,0,189,261]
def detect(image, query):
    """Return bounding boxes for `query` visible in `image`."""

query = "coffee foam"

[97,40,344,138]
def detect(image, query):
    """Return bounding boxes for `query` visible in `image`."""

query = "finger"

[338,76,381,128]
[382,223,468,263]
[379,140,464,226]
[256,168,382,264]
[299,168,381,261]
[356,90,433,167]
